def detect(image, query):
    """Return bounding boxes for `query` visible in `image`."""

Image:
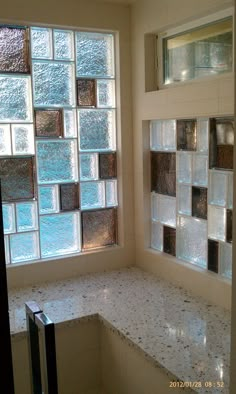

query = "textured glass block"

[106,180,118,207]
[220,243,232,279]
[35,110,63,137]
[227,172,233,209]
[162,120,176,150]
[97,79,115,108]
[39,185,59,214]
[54,30,74,61]
[192,187,207,220]
[80,181,105,210]
[33,61,75,107]
[177,184,191,215]
[60,183,80,211]
[208,239,219,273]
[151,192,159,221]
[177,152,192,184]
[192,154,208,186]
[150,120,162,150]
[159,195,176,227]
[82,208,117,250]
[163,226,176,256]
[36,140,77,184]
[177,216,207,268]
[0,26,30,73]
[0,76,32,122]
[10,232,39,263]
[209,171,227,206]
[63,109,77,138]
[177,120,197,151]
[226,209,232,243]
[12,124,35,155]
[31,27,52,59]
[78,109,115,151]
[3,204,16,234]
[40,213,80,257]
[151,152,176,196]
[197,119,209,152]
[76,32,114,77]
[16,202,38,232]
[208,205,226,242]
[217,145,234,170]
[99,153,117,179]
[4,236,10,264]
[151,221,163,251]
[80,154,98,181]
[77,79,96,107]
[0,124,11,155]
[0,157,35,201]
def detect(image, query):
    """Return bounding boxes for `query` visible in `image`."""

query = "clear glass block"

[16,202,38,232]
[12,124,35,155]
[220,242,232,279]
[40,213,80,257]
[177,216,207,268]
[0,76,32,122]
[80,181,105,210]
[208,205,226,242]
[177,152,192,183]
[76,32,114,77]
[209,171,227,207]
[63,109,77,138]
[162,120,176,151]
[97,79,115,108]
[32,61,75,107]
[37,140,77,184]
[151,192,159,221]
[80,154,98,181]
[227,172,233,209]
[31,27,52,59]
[4,236,10,264]
[106,180,118,207]
[10,232,40,263]
[150,120,162,150]
[177,184,191,215]
[78,109,116,151]
[159,195,176,227]
[197,119,209,152]
[54,30,74,61]
[3,204,16,234]
[39,185,59,214]
[0,124,11,155]
[151,221,163,251]
[192,154,208,186]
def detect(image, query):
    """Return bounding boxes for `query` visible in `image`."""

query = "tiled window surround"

[150,117,233,279]
[0,25,118,265]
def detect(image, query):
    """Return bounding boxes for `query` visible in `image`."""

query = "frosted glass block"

[39,185,59,214]
[63,109,77,138]
[0,26,30,73]
[197,119,209,152]
[80,181,105,210]
[177,152,192,183]
[220,243,232,279]
[0,76,32,122]
[150,120,162,150]
[97,79,115,108]
[40,213,80,257]
[4,236,10,264]
[54,30,74,61]
[159,195,176,227]
[78,109,115,151]
[177,184,191,215]
[162,120,176,150]
[0,124,11,155]
[80,154,98,180]
[208,205,226,242]
[177,216,207,268]
[31,27,52,59]
[151,221,163,251]
[151,192,159,220]
[12,124,35,155]
[192,155,208,186]
[33,61,75,107]
[76,32,114,77]
[3,204,16,234]
[10,232,39,263]
[227,172,233,209]
[37,140,77,184]
[16,202,38,232]
[106,180,118,207]
[209,171,227,206]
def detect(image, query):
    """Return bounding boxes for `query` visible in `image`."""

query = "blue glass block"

[39,185,59,214]
[78,109,115,151]
[220,243,232,279]
[80,182,105,210]
[40,213,80,257]
[31,27,52,59]
[3,204,15,234]
[54,30,74,61]
[4,236,10,264]
[12,124,35,155]
[159,195,176,227]
[151,221,163,251]
[197,119,209,152]
[10,232,40,263]
[63,109,77,138]
[227,172,233,209]
[151,192,159,221]
[162,120,176,151]
[208,205,226,242]
[76,32,114,77]
[97,79,115,108]
[177,184,191,215]
[0,124,11,155]
[16,202,38,232]
[32,61,75,107]
[0,76,32,122]
[106,180,118,207]
[192,154,208,186]
[177,152,192,183]
[209,171,227,207]
[36,140,77,184]
[150,120,162,150]
[79,154,98,181]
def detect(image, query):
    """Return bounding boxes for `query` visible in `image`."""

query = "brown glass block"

[60,183,80,211]
[216,145,233,170]
[163,226,176,256]
[0,26,30,73]
[99,153,117,179]
[208,239,219,273]
[209,118,234,170]
[177,119,197,151]
[151,152,176,197]
[227,209,232,243]
[0,157,35,201]
[77,79,96,107]
[82,208,117,250]
[35,110,63,137]
[192,187,207,220]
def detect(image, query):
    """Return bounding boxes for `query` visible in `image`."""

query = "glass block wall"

[0,25,118,264]
[150,117,233,279]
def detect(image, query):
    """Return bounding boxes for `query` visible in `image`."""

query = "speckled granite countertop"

[9,267,230,393]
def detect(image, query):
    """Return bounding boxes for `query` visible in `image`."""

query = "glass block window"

[0,23,118,264]
[150,116,234,279]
